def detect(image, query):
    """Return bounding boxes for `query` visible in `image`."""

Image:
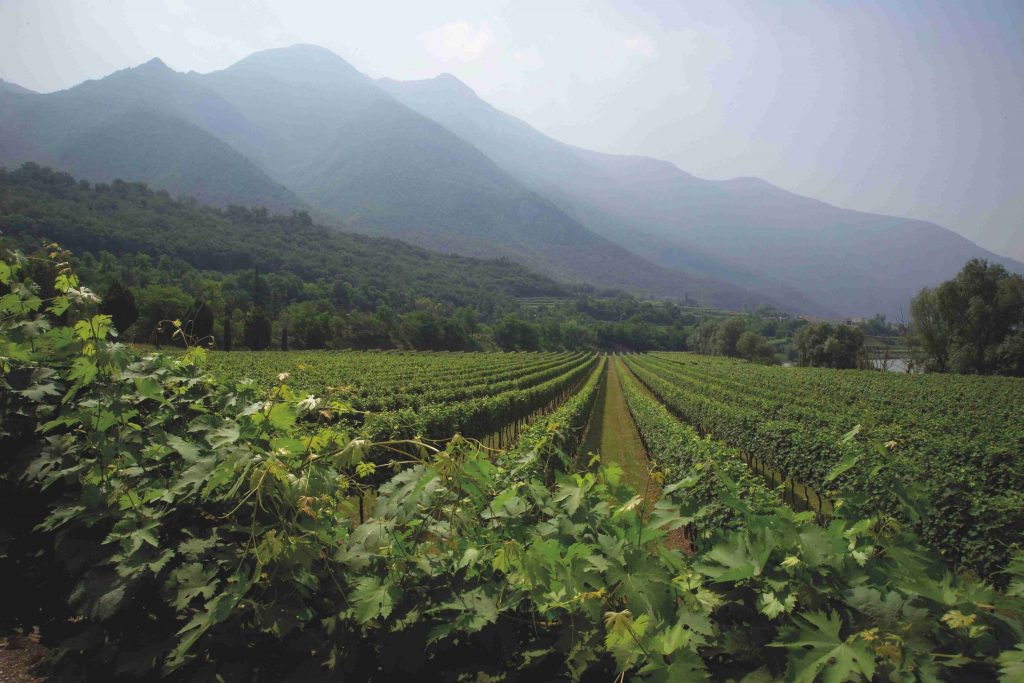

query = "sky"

[1,0,1021,260]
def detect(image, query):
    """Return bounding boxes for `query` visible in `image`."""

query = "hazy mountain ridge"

[0,58,302,213]
[379,73,1024,318]
[0,45,782,312]
[0,79,36,95]
[4,44,1016,317]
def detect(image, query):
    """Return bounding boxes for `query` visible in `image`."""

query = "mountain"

[8,45,1012,317]
[0,46,782,312]
[0,79,36,95]
[0,60,301,213]
[378,74,1024,318]
[190,46,775,309]
[0,163,565,311]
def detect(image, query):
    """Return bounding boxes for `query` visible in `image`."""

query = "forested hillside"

[0,164,579,347]
[0,164,708,352]
[0,47,778,311]
[0,164,559,300]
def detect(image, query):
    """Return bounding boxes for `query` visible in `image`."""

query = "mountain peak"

[226,44,365,84]
[138,57,171,72]
[434,73,477,96]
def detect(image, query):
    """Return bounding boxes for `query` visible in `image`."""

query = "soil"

[0,630,47,683]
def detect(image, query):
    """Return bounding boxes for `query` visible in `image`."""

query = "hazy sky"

[1,0,1021,260]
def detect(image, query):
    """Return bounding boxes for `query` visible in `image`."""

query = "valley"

[2,30,1023,683]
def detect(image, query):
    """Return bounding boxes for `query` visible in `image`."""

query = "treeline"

[0,163,563,309]
[0,164,694,351]
[687,312,890,369]
[65,250,695,352]
[91,265,690,352]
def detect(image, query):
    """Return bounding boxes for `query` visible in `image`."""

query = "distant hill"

[0,59,301,213]
[379,73,1024,318]
[0,79,36,95]
[6,45,1017,317]
[0,164,566,311]
[0,46,784,312]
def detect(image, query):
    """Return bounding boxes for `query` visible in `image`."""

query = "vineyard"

[2,251,1024,681]
[623,352,1024,579]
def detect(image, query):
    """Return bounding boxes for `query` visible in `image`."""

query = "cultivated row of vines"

[624,352,1024,580]
[1,249,1022,681]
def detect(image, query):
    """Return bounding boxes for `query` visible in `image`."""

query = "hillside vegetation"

[0,163,568,315]
[0,46,774,310]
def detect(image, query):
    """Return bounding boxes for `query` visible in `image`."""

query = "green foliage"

[1,164,727,352]
[911,258,1024,376]
[737,329,778,364]
[492,313,541,351]
[617,363,779,532]
[221,311,233,351]
[3,252,1022,681]
[626,352,1024,580]
[793,321,868,369]
[0,163,563,328]
[101,278,138,334]
[690,316,788,362]
[242,307,272,350]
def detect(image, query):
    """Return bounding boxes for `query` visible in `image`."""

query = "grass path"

[620,356,834,516]
[582,357,652,493]
[584,357,691,552]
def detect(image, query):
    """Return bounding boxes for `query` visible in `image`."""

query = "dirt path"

[581,357,652,492]
[0,632,47,683]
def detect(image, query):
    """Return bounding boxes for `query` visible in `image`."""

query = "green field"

[5,256,1024,681]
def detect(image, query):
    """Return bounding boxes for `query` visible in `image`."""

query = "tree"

[281,324,289,351]
[243,308,272,351]
[859,314,895,337]
[222,311,233,351]
[286,302,331,349]
[400,310,445,350]
[492,314,540,351]
[252,267,266,311]
[101,279,138,336]
[737,330,777,364]
[793,322,867,369]
[454,306,478,336]
[185,301,215,347]
[911,259,1024,375]
[133,284,193,347]
[712,318,747,357]
[691,320,719,355]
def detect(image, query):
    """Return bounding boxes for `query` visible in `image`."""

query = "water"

[870,357,913,373]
